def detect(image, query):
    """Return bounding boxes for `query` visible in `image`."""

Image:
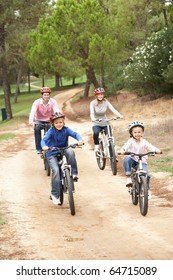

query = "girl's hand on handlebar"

[156,150,162,154]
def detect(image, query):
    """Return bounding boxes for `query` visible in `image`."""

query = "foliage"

[124,28,173,95]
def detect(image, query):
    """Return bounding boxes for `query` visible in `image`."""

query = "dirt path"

[0,88,173,260]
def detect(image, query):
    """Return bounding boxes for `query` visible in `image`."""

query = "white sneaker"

[50,194,61,205]
[148,190,152,200]
[126,177,132,187]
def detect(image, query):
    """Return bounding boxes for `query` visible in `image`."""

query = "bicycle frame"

[100,121,114,158]
[96,117,119,175]
[47,144,80,216]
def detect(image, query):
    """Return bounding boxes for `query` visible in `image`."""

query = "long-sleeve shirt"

[41,126,83,156]
[90,99,122,127]
[29,98,59,124]
[122,137,160,164]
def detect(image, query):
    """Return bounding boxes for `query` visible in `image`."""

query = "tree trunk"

[0,24,12,120]
[27,68,31,93]
[2,61,13,120]
[84,78,91,98]
[14,63,23,103]
[84,66,99,97]
[55,73,61,88]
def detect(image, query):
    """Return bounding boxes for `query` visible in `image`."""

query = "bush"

[124,28,173,95]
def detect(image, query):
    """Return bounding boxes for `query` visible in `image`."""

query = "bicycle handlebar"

[48,143,84,151]
[118,151,162,156]
[96,117,120,122]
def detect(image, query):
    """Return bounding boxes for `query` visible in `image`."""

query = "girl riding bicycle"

[90,87,123,153]
[41,112,84,205]
[120,121,161,199]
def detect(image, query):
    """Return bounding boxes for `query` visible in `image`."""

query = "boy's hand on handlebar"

[42,146,49,151]
[77,140,84,146]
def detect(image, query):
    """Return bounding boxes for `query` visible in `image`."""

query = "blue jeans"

[92,125,111,145]
[123,156,150,189]
[34,121,51,152]
[46,148,78,198]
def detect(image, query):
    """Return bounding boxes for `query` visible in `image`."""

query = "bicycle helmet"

[40,87,51,94]
[128,121,144,135]
[50,112,65,123]
[94,87,105,95]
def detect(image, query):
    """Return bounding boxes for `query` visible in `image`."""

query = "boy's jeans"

[46,148,78,198]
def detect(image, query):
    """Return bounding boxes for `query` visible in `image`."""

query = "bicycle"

[47,143,81,216]
[118,151,162,216]
[96,117,119,175]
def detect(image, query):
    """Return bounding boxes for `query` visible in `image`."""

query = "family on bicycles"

[29,86,162,207]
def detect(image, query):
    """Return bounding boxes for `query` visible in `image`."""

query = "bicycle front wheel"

[131,185,138,205]
[138,176,148,216]
[109,141,117,175]
[96,140,106,170]
[64,169,75,216]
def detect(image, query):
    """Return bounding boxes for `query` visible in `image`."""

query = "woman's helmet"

[94,87,105,95]
[50,112,65,123]
[128,121,144,135]
[40,87,51,94]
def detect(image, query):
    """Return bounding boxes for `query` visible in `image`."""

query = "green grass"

[0,212,7,225]
[0,133,16,141]
[149,156,173,176]
[0,76,86,128]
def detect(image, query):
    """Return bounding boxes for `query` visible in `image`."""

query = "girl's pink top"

[122,137,160,164]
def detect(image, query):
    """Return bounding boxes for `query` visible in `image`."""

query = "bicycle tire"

[138,176,148,216]
[46,161,51,176]
[59,186,64,205]
[64,169,75,215]
[131,185,138,205]
[109,140,117,175]
[96,140,106,170]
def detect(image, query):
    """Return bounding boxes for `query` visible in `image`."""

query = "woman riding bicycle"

[120,121,161,199]
[41,112,84,205]
[90,87,123,153]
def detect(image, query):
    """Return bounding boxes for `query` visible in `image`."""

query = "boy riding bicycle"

[41,112,84,205]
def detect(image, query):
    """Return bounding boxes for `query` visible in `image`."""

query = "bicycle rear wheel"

[96,140,106,170]
[138,176,148,216]
[64,169,75,215]
[109,141,117,175]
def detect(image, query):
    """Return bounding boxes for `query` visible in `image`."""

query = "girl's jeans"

[92,125,111,145]
[46,148,78,198]
[123,156,150,189]
[34,121,51,152]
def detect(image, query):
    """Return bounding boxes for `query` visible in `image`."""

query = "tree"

[26,0,120,97]
[0,0,50,119]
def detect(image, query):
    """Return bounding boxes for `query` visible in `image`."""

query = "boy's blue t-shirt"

[41,126,82,156]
